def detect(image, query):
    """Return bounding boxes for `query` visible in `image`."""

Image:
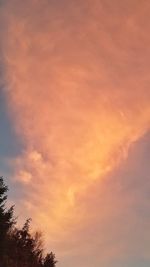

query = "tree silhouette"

[0,177,15,265]
[0,176,57,267]
[44,253,57,267]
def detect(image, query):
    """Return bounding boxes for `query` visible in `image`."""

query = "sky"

[0,0,150,266]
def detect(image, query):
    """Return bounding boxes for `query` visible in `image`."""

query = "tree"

[44,253,57,267]
[0,177,57,267]
[7,219,43,267]
[0,176,15,264]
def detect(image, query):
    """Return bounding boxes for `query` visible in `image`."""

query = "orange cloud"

[2,0,150,263]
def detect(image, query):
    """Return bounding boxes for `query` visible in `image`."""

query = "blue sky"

[0,90,21,157]
[0,89,23,192]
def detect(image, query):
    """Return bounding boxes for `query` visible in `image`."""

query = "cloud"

[55,132,150,266]
[2,0,150,265]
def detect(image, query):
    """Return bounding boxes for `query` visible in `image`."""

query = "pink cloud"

[2,0,150,266]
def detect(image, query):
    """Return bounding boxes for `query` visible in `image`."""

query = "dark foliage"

[0,177,15,264]
[0,177,57,267]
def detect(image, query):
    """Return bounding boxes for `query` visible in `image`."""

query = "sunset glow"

[1,1,150,266]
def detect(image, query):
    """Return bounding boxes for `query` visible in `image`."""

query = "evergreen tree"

[7,219,43,267]
[43,253,57,267]
[0,176,15,264]
[0,177,57,267]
